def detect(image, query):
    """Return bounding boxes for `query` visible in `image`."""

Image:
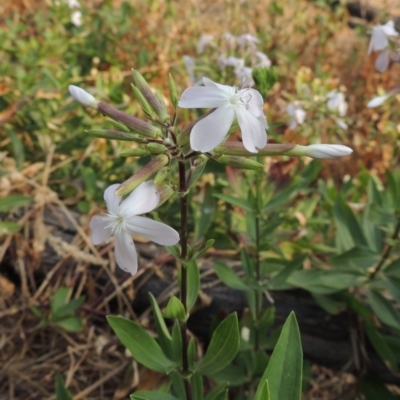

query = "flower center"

[229,89,252,109]
[104,212,127,235]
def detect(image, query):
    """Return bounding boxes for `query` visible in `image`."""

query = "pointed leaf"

[107,316,176,373]
[257,312,303,400]
[187,260,200,310]
[213,261,249,291]
[255,380,270,400]
[131,392,179,400]
[55,375,73,400]
[163,296,186,321]
[195,313,240,375]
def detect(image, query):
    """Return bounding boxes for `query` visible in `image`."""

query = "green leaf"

[187,260,200,311]
[212,364,248,386]
[53,297,85,319]
[331,246,380,272]
[287,270,361,294]
[55,375,73,400]
[256,312,303,400]
[55,316,83,332]
[203,383,228,400]
[29,305,45,318]
[213,261,249,291]
[383,276,400,304]
[149,293,173,358]
[268,256,306,290]
[360,378,398,400]
[255,380,270,400]
[169,371,186,400]
[365,323,398,370]
[366,291,400,330]
[195,313,240,375]
[0,195,32,212]
[262,185,297,212]
[214,193,252,211]
[51,287,70,314]
[187,337,196,371]
[190,373,203,400]
[312,294,345,315]
[194,185,215,242]
[334,196,367,252]
[0,221,22,235]
[163,296,186,321]
[171,321,182,366]
[107,316,176,373]
[131,392,179,400]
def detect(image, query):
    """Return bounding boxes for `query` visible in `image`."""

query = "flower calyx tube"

[115,154,170,196]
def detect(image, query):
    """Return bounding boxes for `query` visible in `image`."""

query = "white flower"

[178,77,268,153]
[236,34,260,50]
[368,21,398,54]
[335,119,348,130]
[70,10,82,26]
[367,85,400,108]
[197,34,214,54]
[287,103,306,130]
[375,49,390,72]
[254,51,271,68]
[69,85,99,108]
[90,181,179,275]
[326,91,348,117]
[235,66,254,87]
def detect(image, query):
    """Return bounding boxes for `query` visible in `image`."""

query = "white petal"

[119,181,160,218]
[375,49,390,72]
[114,232,138,275]
[190,103,235,152]
[178,86,230,108]
[90,215,112,245]
[243,88,264,117]
[381,21,398,36]
[103,184,122,213]
[367,95,389,108]
[295,108,306,124]
[236,107,267,153]
[126,216,180,246]
[369,28,388,53]
[202,78,237,96]
[68,85,98,108]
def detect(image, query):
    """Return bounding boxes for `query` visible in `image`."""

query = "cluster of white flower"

[53,0,82,26]
[368,20,398,73]
[366,21,399,108]
[184,33,271,87]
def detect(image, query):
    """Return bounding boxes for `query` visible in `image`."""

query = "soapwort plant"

[69,69,352,399]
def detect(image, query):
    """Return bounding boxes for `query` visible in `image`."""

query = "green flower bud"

[132,69,170,122]
[105,117,131,133]
[156,184,175,206]
[154,167,170,184]
[97,102,161,138]
[214,155,264,170]
[146,142,168,154]
[119,148,150,157]
[115,154,169,196]
[168,74,178,108]
[85,129,141,141]
[131,84,156,120]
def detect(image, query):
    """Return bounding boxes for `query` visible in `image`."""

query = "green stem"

[369,217,400,280]
[178,160,192,400]
[254,175,262,352]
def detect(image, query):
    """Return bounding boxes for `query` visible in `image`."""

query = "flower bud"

[146,142,168,154]
[287,144,353,159]
[105,117,131,133]
[131,84,156,119]
[85,129,140,141]
[187,155,209,188]
[213,142,295,156]
[119,148,150,157]
[115,154,169,196]
[69,85,99,108]
[156,184,175,206]
[168,73,178,108]
[154,167,170,184]
[214,155,264,170]
[97,102,161,138]
[132,69,170,122]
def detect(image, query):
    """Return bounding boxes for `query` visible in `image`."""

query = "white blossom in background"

[335,119,348,130]
[254,51,272,68]
[287,103,306,130]
[90,181,179,275]
[326,91,348,117]
[236,34,260,50]
[235,66,254,87]
[367,86,400,108]
[225,56,245,69]
[221,32,236,49]
[368,21,398,54]
[178,77,268,153]
[67,0,80,8]
[368,20,398,72]
[197,34,214,54]
[70,10,82,26]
